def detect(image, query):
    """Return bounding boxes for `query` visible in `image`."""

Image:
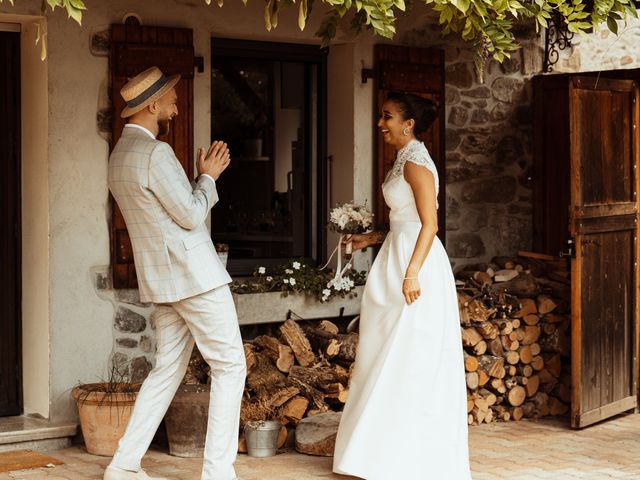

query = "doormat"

[0,449,64,473]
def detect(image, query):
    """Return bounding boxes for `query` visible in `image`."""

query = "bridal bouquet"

[328,202,373,254]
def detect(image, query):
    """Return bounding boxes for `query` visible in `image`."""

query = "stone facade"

[401,23,539,270]
[555,17,640,73]
[94,268,155,383]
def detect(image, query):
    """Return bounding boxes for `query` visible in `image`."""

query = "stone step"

[0,416,77,452]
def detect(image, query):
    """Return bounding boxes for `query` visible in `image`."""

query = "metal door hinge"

[560,237,576,259]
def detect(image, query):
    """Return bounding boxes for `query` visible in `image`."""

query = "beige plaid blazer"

[108,126,231,303]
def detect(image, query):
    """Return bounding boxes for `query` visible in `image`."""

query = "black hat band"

[126,75,169,108]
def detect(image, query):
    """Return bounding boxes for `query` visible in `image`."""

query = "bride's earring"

[403,127,410,136]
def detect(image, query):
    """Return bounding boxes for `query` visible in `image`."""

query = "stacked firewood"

[457,252,571,424]
[184,252,571,433]
[238,318,357,446]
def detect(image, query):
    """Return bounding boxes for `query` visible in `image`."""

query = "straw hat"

[120,66,180,118]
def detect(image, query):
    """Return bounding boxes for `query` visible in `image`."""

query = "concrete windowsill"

[233,285,364,325]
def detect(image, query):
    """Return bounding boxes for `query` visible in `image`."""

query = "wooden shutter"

[568,77,640,428]
[374,45,446,239]
[110,25,195,289]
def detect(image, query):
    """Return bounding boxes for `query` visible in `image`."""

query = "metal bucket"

[244,420,281,457]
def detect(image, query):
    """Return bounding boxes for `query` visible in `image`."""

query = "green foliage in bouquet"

[230,259,367,302]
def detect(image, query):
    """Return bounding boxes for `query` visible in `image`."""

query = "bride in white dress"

[333,92,471,480]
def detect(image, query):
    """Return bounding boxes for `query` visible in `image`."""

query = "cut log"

[496,319,514,335]
[280,320,316,367]
[283,396,310,425]
[487,337,505,357]
[253,335,295,373]
[246,353,287,392]
[477,322,500,340]
[490,378,507,394]
[461,327,483,347]
[513,298,538,318]
[288,366,349,390]
[523,314,540,326]
[519,345,533,364]
[491,273,540,298]
[507,385,526,407]
[516,364,533,377]
[530,343,542,356]
[525,375,540,397]
[466,372,479,390]
[522,326,541,345]
[536,295,558,315]
[244,343,258,374]
[477,369,490,387]
[317,320,339,335]
[324,383,349,404]
[501,335,519,352]
[467,397,475,413]
[549,397,569,416]
[478,389,497,406]
[473,340,488,356]
[477,355,505,378]
[304,328,358,362]
[552,384,571,403]
[491,405,511,421]
[464,352,479,372]
[511,406,524,421]
[494,269,519,282]
[531,355,544,371]
[538,369,557,385]
[504,351,520,365]
[530,392,551,417]
[543,353,562,377]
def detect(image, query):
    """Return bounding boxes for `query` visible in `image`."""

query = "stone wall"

[555,16,640,73]
[94,268,155,383]
[401,20,541,270]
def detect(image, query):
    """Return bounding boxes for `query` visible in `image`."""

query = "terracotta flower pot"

[164,385,209,457]
[71,383,139,456]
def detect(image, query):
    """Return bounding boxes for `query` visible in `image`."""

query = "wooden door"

[374,45,446,239]
[0,30,22,416]
[569,76,640,428]
[110,25,196,288]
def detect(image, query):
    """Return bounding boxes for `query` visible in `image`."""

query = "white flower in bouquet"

[258,266,266,274]
[328,202,373,255]
[290,278,296,286]
[292,261,301,270]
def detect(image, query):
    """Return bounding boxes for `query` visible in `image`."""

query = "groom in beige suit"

[105,67,246,480]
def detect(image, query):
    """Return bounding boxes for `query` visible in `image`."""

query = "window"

[211,38,327,276]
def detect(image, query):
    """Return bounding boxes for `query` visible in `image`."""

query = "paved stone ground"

[2,414,640,480]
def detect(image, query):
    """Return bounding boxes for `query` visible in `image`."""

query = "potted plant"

[71,363,140,456]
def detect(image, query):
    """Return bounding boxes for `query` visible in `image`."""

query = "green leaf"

[606,15,619,33]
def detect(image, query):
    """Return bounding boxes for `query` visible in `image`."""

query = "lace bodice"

[382,140,439,222]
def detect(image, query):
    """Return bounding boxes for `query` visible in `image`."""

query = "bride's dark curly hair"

[386,91,438,135]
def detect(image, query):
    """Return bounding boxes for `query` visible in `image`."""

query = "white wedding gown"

[333,140,471,480]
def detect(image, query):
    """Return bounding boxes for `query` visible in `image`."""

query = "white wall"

[0,0,381,421]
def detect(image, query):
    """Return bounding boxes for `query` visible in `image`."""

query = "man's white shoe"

[103,465,169,480]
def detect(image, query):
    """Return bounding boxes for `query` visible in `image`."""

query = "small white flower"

[258,266,266,274]
[285,268,294,274]
[292,261,301,270]
[323,288,331,296]
[290,278,296,286]
[283,278,289,284]
[266,276,273,282]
